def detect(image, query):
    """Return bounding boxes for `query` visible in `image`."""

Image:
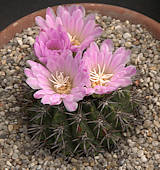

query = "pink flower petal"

[109,48,131,71]
[35,16,48,30]
[46,7,56,18]
[26,77,40,89]
[41,94,62,105]
[36,74,52,90]
[27,60,50,77]
[100,39,113,53]
[80,20,95,38]
[63,98,78,112]
[85,87,95,96]
[46,7,56,26]
[84,13,95,23]
[71,87,86,101]
[24,68,34,77]
[66,5,85,16]
[110,78,132,88]
[125,66,136,76]
[34,89,55,99]
[49,94,62,105]
[34,26,71,64]
[34,41,42,58]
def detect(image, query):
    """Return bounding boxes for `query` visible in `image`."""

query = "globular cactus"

[23,86,139,156]
[22,4,141,157]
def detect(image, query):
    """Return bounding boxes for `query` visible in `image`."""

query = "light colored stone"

[125,42,132,47]
[115,25,122,31]
[132,147,138,153]
[155,154,160,160]
[154,83,159,90]
[12,153,18,160]
[8,124,14,132]
[123,32,131,39]
[6,161,12,166]
[154,120,160,128]
[71,158,78,163]
[85,167,92,170]
[146,165,154,170]
[152,141,159,147]
[137,150,144,157]
[17,38,23,46]
[28,37,35,46]
[128,139,135,147]
[143,120,152,128]
[141,155,147,162]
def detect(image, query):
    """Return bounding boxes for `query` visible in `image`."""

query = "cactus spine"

[24,86,139,156]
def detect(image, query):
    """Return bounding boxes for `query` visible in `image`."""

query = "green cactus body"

[50,109,73,155]
[24,87,139,156]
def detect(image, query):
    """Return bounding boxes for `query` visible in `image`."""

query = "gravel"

[0,13,160,169]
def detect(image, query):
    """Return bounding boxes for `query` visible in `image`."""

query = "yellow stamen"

[68,33,81,46]
[90,64,113,88]
[49,71,72,94]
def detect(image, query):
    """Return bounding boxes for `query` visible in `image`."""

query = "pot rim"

[0,3,160,48]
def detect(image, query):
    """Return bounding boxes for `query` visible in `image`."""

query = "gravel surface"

[0,14,160,170]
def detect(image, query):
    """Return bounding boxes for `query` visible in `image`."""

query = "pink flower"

[24,51,88,112]
[35,7,62,31]
[35,5,102,52]
[83,39,136,95]
[34,26,70,64]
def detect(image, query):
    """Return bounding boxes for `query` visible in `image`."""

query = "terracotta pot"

[0,3,160,48]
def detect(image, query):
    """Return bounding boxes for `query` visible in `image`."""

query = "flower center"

[90,64,113,88]
[68,33,81,46]
[46,40,59,50]
[49,71,72,94]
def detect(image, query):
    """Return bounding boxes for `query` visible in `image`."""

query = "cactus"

[23,86,140,156]
[22,4,140,157]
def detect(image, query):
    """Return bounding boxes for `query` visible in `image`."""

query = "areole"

[0,3,160,49]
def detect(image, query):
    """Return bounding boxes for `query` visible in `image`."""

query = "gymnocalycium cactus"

[23,5,139,156]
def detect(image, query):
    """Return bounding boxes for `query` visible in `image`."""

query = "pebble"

[125,42,132,47]
[155,154,160,160]
[8,124,14,132]
[141,155,147,162]
[123,32,131,39]
[6,161,12,166]
[28,36,35,46]
[17,38,23,46]
[146,165,154,170]
[12,153,19,160]
[115,25,122,31]
[137,150,144,157]
[154,83,159,90]
[132,147,138,153]
[154,120,160,128]
[143,120,152,128]
[152,141,159,147]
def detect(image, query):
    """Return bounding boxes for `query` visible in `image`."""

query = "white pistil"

[90,64,113,86]
[68,33,76,42]
[49,71,70,89]
[67,33,80,46]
